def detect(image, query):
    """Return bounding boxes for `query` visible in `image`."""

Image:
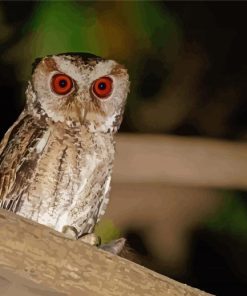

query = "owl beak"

[75,104,87,125]
[73,93,89,125]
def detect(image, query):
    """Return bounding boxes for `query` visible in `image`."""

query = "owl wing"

[0,113,49,212]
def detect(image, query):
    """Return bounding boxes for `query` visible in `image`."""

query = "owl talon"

[79,233,101,246]
[62,225,78,240]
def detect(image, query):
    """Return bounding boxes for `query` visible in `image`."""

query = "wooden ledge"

[0,209,213,296]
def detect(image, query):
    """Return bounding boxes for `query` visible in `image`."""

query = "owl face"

[28,53,129,132]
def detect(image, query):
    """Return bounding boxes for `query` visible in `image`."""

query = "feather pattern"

[0,53,129,236]
[0,113,114,235]
[0,112,48,211]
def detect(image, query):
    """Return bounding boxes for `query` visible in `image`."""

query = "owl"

[0,52,129,243]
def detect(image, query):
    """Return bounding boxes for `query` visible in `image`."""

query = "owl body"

[0,53,129,236]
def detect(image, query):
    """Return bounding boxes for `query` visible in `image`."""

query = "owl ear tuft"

[32,57,43,74]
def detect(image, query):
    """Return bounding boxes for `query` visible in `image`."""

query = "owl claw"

[79,233,101,246]
[62,225,78,240]
[62,226,101,247]
[62,227,125,255]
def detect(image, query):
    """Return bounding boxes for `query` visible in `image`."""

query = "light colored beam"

[113,134,247,189]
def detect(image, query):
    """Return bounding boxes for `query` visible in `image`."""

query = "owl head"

[26,52,129,133]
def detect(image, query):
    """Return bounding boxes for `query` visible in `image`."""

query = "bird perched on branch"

[0,52,129,248]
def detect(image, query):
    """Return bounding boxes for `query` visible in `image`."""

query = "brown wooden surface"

[0,209,213,296]
[114,134,247,189]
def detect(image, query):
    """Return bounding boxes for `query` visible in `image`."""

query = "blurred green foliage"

[206,192,247,239]
[2,1,182,103]
[95,219,121,244]
[28,1,103,58]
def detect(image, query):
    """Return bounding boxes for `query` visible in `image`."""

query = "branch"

[0,209,213,296]
[114,134,247,189]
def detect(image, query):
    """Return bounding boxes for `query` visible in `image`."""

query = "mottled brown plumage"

[0,53,129,238]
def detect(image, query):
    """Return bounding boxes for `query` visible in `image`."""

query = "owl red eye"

[51,73,73,95]
[92,76,113,99]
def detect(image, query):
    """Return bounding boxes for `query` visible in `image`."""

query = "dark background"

[0,1,247,295]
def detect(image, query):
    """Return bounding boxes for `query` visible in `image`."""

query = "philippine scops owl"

[0,52,129,243]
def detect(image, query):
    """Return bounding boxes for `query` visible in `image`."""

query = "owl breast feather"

[0,114,115,236]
